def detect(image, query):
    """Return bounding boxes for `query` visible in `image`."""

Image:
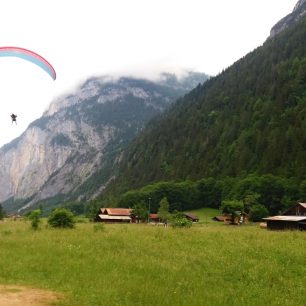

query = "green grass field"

[187,207,221,223]
[0,213,305,306]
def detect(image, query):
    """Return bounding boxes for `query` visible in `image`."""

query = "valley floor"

[0,219,305,305]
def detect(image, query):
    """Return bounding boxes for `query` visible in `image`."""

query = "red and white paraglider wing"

[0,46,56,80]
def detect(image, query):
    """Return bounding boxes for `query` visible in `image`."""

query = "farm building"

[212,215,228,222]
[183,213,199,222]
[282,203,306,216]
[149,214,160,223]
[212,213,248,225]
[262,202,306,230]
[96,208,132,223]
[263,216,306,230]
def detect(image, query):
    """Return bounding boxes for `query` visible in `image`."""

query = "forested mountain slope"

[104,14,306,196]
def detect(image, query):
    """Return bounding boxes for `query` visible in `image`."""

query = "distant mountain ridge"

[0,72,208,213]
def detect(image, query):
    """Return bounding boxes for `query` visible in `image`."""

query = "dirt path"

[0,285,62,306]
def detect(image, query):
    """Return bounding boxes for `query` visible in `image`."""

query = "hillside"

[103,11,306,196]
[0,72,208,213]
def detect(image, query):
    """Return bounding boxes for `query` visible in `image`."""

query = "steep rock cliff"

[269,0,306,38]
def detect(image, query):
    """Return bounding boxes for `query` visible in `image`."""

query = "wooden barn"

[212,213,248,225]
[96,208,132,223]
[282,203,306,216]
[183,213,199,222]
[212,215,229,222]
[263,215,306,230]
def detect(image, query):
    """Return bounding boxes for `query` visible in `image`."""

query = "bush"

[28,209,42,230]
[48,208,76,228]
[171,212,192,228]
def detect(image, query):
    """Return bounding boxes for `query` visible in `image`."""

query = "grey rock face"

[269,0,306,38]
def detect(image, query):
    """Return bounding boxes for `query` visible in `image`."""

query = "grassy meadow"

[0,210,305,306]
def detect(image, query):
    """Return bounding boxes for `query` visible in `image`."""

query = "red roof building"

[149,214,160,223]
[96,208,132,223]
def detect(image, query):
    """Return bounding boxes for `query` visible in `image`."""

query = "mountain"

[269,0,306,38]
[103,5,306,197]
[0,72,209,213]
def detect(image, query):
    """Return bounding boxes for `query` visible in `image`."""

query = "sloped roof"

[105,208,132,216]
[282,202,306,215]
[299,203,306,209]
[263,216,306,222]
[184,212,199,220]
[149,214,159,219]
[99,208,106,214]
[212,216,227,221]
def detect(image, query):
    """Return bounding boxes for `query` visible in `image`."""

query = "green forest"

[102,174,304,218]
[101,14,306,213]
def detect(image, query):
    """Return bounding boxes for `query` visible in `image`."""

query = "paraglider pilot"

[11,113,17,124]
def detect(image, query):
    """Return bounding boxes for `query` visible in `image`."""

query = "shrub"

[48,208,76,228]
[28,209,42,230]
[171,211,192,228]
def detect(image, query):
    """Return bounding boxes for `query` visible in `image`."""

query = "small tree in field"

[48,208,75,228]
[158,197,171,224]
[132,201,148,223]
[86,199,101,221]
[28,209,42,230]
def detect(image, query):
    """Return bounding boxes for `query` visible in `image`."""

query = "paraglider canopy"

[0,46,56,80]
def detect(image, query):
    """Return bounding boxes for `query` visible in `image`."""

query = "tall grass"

[0,220,305,305]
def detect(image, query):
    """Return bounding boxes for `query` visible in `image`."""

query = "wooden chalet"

[282,202,306,216]
[263,215,306,230]
[263,203,306,230]
[96,208,132,223]
[183,212,199,222]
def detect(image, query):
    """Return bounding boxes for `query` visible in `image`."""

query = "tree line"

[107,174,306,218]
